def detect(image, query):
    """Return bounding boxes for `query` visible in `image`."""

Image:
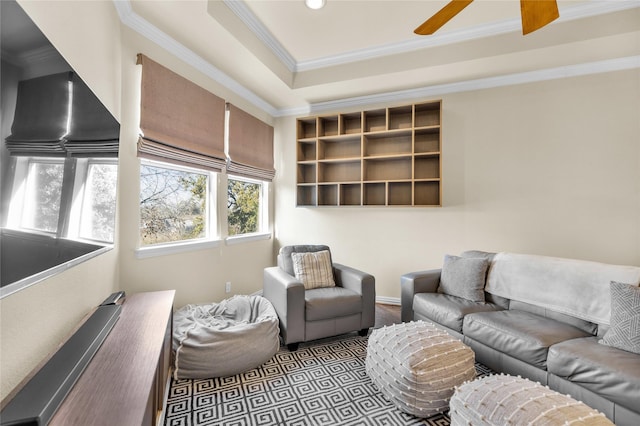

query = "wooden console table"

[49,290,175,426]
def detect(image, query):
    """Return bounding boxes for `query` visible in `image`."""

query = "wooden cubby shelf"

[296,100,442,207]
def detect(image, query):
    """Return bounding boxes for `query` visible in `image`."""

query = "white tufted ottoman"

[365,321,476,417]
[450,374,614,425]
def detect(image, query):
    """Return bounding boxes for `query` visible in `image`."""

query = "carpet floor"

[164,333,495,426]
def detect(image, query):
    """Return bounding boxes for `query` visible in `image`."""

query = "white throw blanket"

[485,253,640,325]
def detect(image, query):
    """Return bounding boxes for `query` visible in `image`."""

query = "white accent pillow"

[291,250,335,290]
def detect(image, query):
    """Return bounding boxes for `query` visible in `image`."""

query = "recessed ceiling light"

[305,0,325,10]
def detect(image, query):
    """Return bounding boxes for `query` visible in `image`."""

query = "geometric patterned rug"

[164,333,495,426]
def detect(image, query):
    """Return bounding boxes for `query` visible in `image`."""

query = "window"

[134,58,273,251]
[76,161,118,242]
[139,161,214,246]
[21,159,64,233]
[227,176,267,237]
[7,157,117,243]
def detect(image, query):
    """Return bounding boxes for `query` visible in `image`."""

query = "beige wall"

[274,69,640,301]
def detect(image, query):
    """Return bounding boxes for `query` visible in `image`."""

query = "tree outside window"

[22,160,64,232]
[79,162,118,242]
[227,177,261,236]
[139,163,208,245]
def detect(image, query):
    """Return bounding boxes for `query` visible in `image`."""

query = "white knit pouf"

[365,321,476,417]
[449,374,614,426]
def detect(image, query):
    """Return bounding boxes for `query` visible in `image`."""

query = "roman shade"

[137,54,226,172]
[64,73,119,157]
[226,103,275,181]
[5,72,71,156]
[5,72,120,157]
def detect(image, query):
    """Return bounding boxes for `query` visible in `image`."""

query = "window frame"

[5,156,118,245]
[135,161,272,258]
[7,157,66,236]
[68,158,118,244]
[4,156,118,246]
[225,174,271,245]
[135,159,221,259]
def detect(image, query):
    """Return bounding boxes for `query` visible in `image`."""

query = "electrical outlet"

[225,282,231,293]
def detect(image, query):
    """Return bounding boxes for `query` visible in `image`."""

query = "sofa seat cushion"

[413,293,504,333]
[463,310,591,369]
[548,336,640,411]
[305,286,361,321]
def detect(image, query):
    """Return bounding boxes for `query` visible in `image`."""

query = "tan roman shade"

[136,54,226,172]
[226,103,275,181]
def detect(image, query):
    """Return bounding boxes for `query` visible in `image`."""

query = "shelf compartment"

[415,128,440,154]
[297,117,317,139]
[318,184,338,206]
[297,185,317,206]
[388,106,413,130]
[340,183,361,206]
[364,109,387,133]
[297,140,316,161]
[414,156,440,179]
[318,136,361,160]
[414,181,440,206]
[363,182,386,206]
[340,112,362,135]
[364,157,411,181]
[364,131,411,157]
[415,102,440,128]
[318,160,361,183]
[388,181,412,206]
[297,163,316,184]
[318,116,339,137]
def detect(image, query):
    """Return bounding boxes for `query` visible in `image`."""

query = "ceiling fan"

[414,0,560,36]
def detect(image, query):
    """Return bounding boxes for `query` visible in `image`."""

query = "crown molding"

[113,0,279,116]
[279,55,640,117]
[222,0,297,72]
[113,1,639,119]
[229,0,640,72]
[1,45,61,68]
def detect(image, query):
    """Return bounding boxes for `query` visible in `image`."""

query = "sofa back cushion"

[485,252,640,326]
[509,300,598,335]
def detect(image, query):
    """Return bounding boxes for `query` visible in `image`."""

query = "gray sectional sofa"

[401,250,640,425]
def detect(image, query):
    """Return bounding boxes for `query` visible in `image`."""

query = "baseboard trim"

[376,296,400,305]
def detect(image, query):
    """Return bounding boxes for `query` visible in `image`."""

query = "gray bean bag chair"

[172,295,280,379]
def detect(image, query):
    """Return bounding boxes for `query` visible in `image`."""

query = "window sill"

[135,238,221,259]
[1,245,113,299]
[225,232,272,245]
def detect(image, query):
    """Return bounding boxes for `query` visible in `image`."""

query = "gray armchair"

[263,245,376,351]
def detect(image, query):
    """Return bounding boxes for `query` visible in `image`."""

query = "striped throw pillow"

[291,250,335,290]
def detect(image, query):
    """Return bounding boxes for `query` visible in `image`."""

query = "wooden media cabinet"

[49,290,175,426]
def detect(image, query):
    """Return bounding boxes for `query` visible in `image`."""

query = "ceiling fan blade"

[520,0,559,35]
[414,0,474,35]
